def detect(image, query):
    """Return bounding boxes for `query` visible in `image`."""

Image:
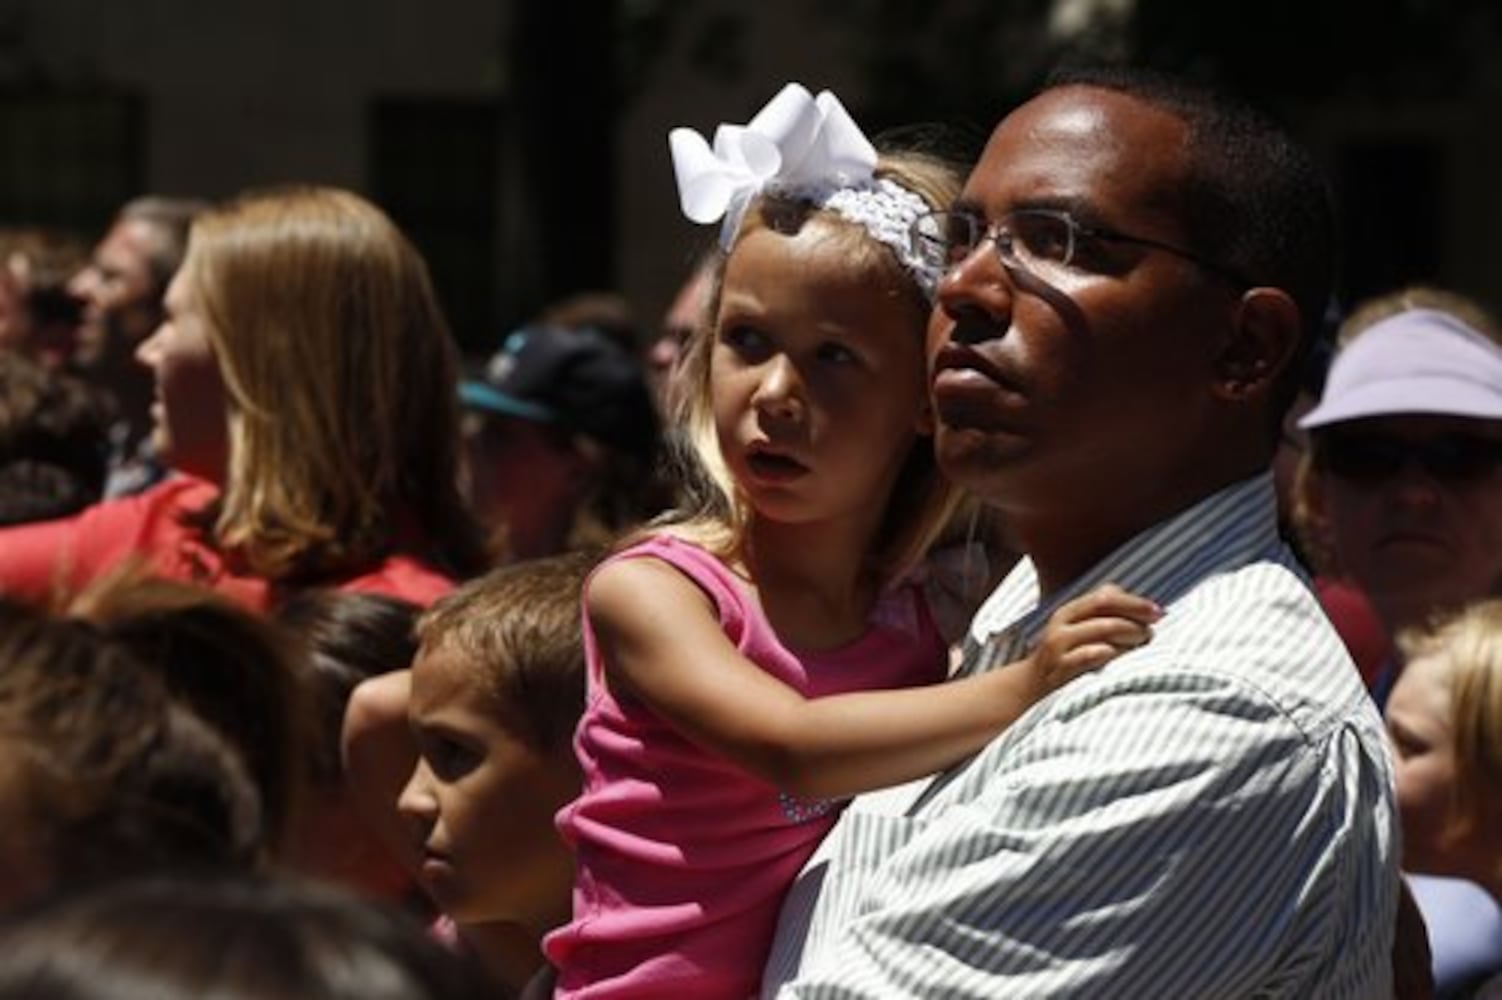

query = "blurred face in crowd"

[68,218,165,370]
[134,270,229,482]
[397,643,577,932]
[1312,414,1502,634]
[461,411,582,561]
[649,262,713,408]
[1386,650,1460,875]
[1383,648,1502,886]
[0,258,27,353]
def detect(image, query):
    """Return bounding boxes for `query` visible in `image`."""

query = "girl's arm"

[588,557,1159,799]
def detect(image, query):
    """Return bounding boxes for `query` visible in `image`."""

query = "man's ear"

[1214,288,1302,402]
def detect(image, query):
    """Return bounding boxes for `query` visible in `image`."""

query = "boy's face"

[398,643,578,931]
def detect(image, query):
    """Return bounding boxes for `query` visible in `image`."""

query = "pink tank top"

[545,535,946,999]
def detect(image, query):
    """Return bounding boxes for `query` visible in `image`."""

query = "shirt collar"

[968,473,1289,665]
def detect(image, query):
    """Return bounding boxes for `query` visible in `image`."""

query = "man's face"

[649,262,713,408]
[67,217,164,369]
[927,86,1236,531]
[1312,414,1502,634]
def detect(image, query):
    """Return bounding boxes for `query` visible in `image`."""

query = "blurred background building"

[2,0,1501,355]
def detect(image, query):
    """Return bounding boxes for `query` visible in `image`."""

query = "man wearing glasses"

[762,66,1400,997]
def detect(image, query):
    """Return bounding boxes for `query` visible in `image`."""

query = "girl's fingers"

[1051,586,1163,626]
[1056,616,1154,651]
[1055,643,1124,676]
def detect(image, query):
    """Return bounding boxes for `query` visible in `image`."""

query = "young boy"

[397,551,594,997]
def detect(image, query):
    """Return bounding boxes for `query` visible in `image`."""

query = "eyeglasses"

[1316,431,1502,485]
[909,208,1249,287]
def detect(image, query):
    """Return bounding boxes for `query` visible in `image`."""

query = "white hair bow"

[668,83,879,248]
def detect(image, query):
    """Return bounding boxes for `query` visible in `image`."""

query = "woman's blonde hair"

[183,186,482,582]
[1336,285,1502,348]
[658,150,963,586]
[1397,598,1502,866]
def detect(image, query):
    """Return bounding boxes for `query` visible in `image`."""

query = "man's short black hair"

[1042,65,1337,420]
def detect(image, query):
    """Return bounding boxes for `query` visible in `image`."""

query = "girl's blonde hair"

[658,150,963,586]
[183,186,482,583]
[1397,597,1502,869]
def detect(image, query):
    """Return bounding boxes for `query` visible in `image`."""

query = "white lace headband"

[668,83,942,300]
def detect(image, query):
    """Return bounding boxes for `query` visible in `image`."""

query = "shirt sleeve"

[772,668,1395,999]
[0,513,88,602]
[0,479,203,604]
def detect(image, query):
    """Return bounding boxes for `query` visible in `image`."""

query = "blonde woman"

[0,186,483,612]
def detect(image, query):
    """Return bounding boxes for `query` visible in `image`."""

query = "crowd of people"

[0,62,1499,999]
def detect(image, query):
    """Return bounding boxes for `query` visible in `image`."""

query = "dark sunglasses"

[1317,431,1502,485]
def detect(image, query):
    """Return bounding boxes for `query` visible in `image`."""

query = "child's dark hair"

[416,550,597,751]
[275,590,421,786]
[0,600,261,901]
[0,349,109,526]
[67,570,310,860]
[0,872,493,999]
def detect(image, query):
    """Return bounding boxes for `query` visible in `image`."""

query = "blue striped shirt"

[764,474,1399,998]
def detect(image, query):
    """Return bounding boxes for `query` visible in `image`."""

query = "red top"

[1314,576,1393,689]
[0,475,455,611]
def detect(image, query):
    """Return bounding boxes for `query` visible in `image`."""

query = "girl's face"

[1386,652,1462,875]
[397,644,578,932]
[711,222,932,536]
[134,270,230,483]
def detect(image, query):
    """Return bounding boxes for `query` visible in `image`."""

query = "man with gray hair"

[69,196,207,496]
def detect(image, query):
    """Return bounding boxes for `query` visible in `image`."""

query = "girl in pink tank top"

[545,83,1161,999]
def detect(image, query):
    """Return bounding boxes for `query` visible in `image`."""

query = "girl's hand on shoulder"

[1025,584,1162,693]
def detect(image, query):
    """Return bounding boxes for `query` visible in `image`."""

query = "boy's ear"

[1213,288,1301,402]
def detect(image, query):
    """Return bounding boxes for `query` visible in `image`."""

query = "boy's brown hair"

[416,550,597,751]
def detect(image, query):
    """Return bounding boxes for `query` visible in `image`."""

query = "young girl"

[1385,598,1502,997]
[544,83,1162,999]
